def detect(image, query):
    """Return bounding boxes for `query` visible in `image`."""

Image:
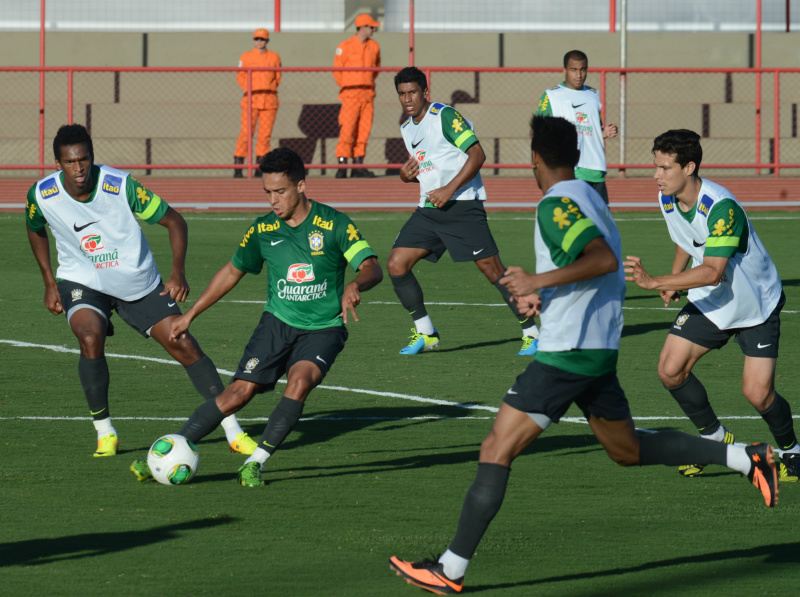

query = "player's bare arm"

[170,261,247,340]
[26,224,63,315]
[341,257,383,324]
[426,142,485,208]
[624,254,728,293]
[399,156,420,183]
[603,123,618,139]
[157,207,191,302]
[501,237,619,298]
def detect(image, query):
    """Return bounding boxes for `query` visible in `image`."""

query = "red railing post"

[246,70,253,178]
[39,0,46,176]
[609,0,616,33]
[275,0,281,33]
[409,0,415,66]
[774,70,780,177]
[68,69,74,124]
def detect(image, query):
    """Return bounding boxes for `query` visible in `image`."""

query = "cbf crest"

[674,312,690,329]
[244,358,259,373]
[71,288,83,301]
[309,231,324,256]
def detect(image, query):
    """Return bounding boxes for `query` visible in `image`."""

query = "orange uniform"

[333,35,380,159]
[235,48,282,158]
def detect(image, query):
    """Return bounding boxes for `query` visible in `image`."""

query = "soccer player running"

[535,49,617,204]
[389,117,778,596]
[25,124,256,457]
[390,66,540,357]
[624,129,799,482]
[131,147,383,487]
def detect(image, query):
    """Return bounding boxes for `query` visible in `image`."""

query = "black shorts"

[233,311,348,393]
[392,200,499,263]
[586,180,609,205]
[57,280,181,338]
[503,360,631,422]
[668,292,785,359]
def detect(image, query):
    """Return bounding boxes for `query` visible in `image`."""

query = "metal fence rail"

[2,66,799,178]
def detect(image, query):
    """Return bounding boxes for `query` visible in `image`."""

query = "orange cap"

[253,28,269,39]
[354,14,379,28]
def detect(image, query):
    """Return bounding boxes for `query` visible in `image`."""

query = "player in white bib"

[625,129,798,482]
[389,66,540,357]
[389,117,778,596]
[535,50,618,204]
[25,124,256,458]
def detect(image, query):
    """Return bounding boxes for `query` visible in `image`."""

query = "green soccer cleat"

[779,452,799,483]
[237,461,264,487]
[230,432,258,455]
[93,433,119,457]
[746,443,778,507]
[130,458,153,482]
[517,336,538,356]
[678,427,735,477]
[399,329,440,355]
[389,556,464,595]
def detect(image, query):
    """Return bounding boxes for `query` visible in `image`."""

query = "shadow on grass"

[0,516,236,567]
[466,541,800,595]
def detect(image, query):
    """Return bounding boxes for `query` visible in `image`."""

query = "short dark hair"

[563,50,588,68]
[394,66,428,92]
[652,129,703,174]
[258,147,306,184]
[529,116,580,169]
[53,123,93,162]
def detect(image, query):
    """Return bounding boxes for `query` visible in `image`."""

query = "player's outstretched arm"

[625,253,728,293]
[26,224,62,315]
[157,207,191,303]
[170,261,247,340]
[341,257,383,324]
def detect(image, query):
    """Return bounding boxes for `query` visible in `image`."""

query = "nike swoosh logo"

[316,355,328,365]
[271,240,284,246]
[411,139,424,148]
[167,302,176,307]
[571,103,585,109]
[757,343,772,349]
[507,390,518,395]
[74,220,99,232]
[90,408,106,416]
[693,240,706,247]
[473,249,484,255]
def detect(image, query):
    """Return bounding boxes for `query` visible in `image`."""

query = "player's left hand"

[340,282,361,324]
[515,293,541,317]
[623,255,656,290]
[499,266,538,297]
[603,123,619,139]
[162,272,190,303]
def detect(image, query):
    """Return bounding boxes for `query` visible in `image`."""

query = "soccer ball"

[147,434,200,486]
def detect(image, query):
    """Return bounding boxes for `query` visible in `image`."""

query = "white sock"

[702,426,728,442]
[93,417,116,439]
[414,316,435,336]
[244,447,270,468]
[726,445,753,475]
[783,443,800,454]
[438,549,469,580]
[220,414,244,443]
[522,324,539,338]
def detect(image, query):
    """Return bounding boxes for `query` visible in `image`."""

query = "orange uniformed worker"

[234,28,282,178]
[333,13,381,178]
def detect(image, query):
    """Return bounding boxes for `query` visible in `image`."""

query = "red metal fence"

[2,66,800,179]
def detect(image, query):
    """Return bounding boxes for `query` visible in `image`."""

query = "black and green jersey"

[232,200,376,330]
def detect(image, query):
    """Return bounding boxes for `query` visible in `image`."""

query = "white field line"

[1,339,795,431]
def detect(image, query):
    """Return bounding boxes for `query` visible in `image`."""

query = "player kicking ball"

[131,147,382,487]
[388,117,777,595]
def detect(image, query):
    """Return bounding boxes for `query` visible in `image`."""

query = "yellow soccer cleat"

[230,432,258,455]
[93,433,119,457]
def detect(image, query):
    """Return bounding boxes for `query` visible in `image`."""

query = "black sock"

[759,393,798,450]
[448,463,511,560]
[665,373,720,435]
[492,278,526,327]
[79,356,111,420]
[178,399,226,443]
[260,396,305,455]
[639,430,728,466]
[184,355,224,401]
[390,271,428,320]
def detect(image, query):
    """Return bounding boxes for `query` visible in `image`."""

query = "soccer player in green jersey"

[388,117,777,596]
[131,147,383,487]
[25,124,256,458]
